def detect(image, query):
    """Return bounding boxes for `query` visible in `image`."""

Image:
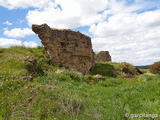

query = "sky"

[0,0,160,65]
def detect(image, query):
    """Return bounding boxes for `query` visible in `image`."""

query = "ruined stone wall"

[32,24,94,74]
[95,51,111,62]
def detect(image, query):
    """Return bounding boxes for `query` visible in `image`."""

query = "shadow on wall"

[90,63,116,77]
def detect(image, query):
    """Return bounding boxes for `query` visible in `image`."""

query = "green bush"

[83,75,96,84]
[24,57,44,76]
[90,63,116,77]
[54,73,71,81]
[24,47,52,76]
[63,71,81,82]
[150,61,160,74]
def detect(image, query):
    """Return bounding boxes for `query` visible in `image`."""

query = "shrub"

[24,56,44,76]
[23,47,53,76]
[90,63,116,77]
[150,62,160,74]
[54,73,71,81]
[63,71,81,82]
[82,74,100,84]
[0,48,5,53]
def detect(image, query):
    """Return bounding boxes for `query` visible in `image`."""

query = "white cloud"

[0,0,160,65]
[89,11,160,37]
[0,38,38,48]
[90,10,160,65]
[0,0,51,9]
[22,41,38,48]
[25,0,158,29]
[3,21,12,26]
[3,28,34,38]
[26,0,108,29]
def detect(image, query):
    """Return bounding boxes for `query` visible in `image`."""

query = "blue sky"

[0,0,160,65]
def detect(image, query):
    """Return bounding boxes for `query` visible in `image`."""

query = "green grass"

[0,46,160,120]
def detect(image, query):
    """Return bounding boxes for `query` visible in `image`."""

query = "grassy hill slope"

[0,46,160,120]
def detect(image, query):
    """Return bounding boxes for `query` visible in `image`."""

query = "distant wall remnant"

[32,24,94,74]
[95,51,111,62]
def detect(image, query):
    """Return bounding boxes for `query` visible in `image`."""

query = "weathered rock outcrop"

[32,24,94,74]
[95,51,111,62]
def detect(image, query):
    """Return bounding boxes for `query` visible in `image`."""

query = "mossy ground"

[0,46,160,120]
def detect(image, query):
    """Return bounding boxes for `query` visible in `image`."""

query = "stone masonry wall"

[32,24,94,74]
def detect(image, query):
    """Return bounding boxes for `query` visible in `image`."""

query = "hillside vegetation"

[0,46,160,120]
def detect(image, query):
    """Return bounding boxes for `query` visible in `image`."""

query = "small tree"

[150,62,160,74]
